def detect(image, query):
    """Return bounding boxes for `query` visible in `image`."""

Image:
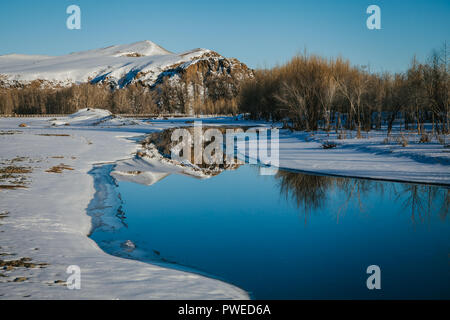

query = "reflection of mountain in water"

[111,127,448,224]
[142,126,247,173]
[112,126,247,185]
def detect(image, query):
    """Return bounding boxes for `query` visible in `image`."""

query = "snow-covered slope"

[0,40,247,88]
[49,108,139,127]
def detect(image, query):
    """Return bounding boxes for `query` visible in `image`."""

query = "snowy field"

[0,109,448,299]
[274,128,449,185]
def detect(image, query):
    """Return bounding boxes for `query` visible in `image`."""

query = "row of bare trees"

[239,44,450,136]
[0,73,243,116]
[0,82,160,115]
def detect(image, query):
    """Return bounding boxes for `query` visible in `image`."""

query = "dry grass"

[419,133,431,143]
[436,135,446,145]
[0,130,22,135]
[127,171,142,175]
[36,134,70,137]
[400,135,409,147]
[0,166,32,174]
[10,157,27,163]
[12,277,28,282]
[0,257,48,270]
[322,141,338,149]
[45,164,74,174]
[0,162,31,190]
[395,134,409,147]
[0,185,27,190]
[122,52,144,57]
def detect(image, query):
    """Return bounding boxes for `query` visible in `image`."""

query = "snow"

[0,54,53,62]
[50,108,140,127]
[0,109,448,299]
[236,125,449,185]
[111,155,208,187]
[273,129,450,185]
[0,41,213,88]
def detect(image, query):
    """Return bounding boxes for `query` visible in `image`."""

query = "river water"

[90,164,449,299]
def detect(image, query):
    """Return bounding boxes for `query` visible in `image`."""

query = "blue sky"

[0,0,449,72]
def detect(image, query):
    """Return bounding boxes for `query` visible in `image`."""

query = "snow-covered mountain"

[0,40,253,89]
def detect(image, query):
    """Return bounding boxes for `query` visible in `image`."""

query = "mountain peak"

[111,40,173,57]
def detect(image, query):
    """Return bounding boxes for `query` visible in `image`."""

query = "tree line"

[239,43,449,136]
[0,82,158,115]
[0,76,240,116]
[0,78,240,116]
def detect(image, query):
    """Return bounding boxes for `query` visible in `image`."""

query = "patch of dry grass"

[12,277,28,282]
[0,211,9,219]
[0,185,27,190]
[0,166,32,185]
[45,164,74,174]
[419,133,431,143]
[0,130,22,135]
[10,157,27,163]
[0,161,31,190]
[0,166,32,174]
[36,134,70,137]
[322,141,338,149]
[0,257,48,270]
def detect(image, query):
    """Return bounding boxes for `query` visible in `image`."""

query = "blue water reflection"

[90,165,449,299]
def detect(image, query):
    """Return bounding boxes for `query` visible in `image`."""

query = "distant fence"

[0,113,233,119]
[0,114,69,118]
[118,114,234,118]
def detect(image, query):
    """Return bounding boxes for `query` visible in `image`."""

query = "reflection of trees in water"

[275,170,449,224]
[440,191,449,220]
[276,171,329,212]
[275,170,376,223]
[393,184,449,223]
[333,177,379,222]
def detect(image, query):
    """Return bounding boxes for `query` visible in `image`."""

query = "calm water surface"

[91,165,449,299]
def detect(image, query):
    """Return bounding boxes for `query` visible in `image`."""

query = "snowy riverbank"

[0,110,248,299]
[274,128,450,186]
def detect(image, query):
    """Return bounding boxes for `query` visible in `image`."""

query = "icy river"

[90,164,449,299]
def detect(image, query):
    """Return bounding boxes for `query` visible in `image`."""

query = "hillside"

[0,40,252,89]
[0,41,253,115]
